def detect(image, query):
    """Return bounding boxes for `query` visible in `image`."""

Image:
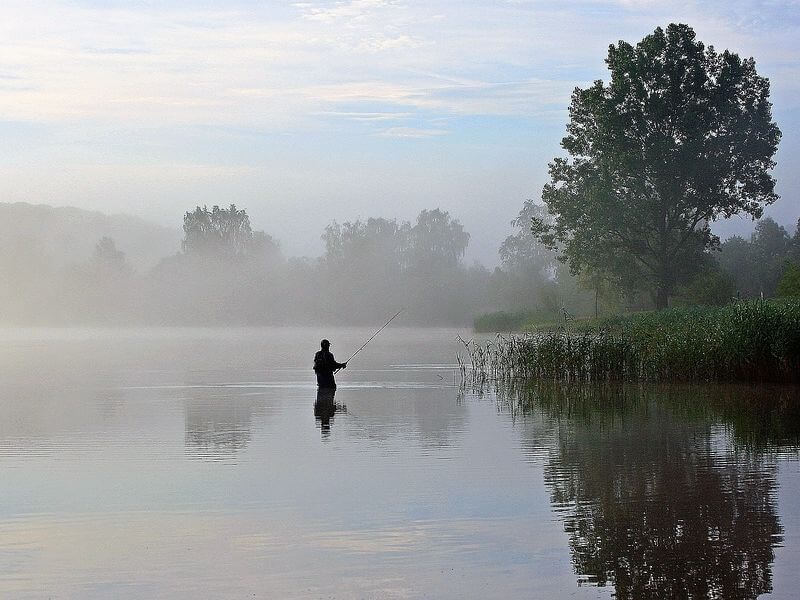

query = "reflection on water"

[1,327,799,599]
[314,387,346,438]
[341,386,468,449]
[184,391,267,459]
[497,381,798,599]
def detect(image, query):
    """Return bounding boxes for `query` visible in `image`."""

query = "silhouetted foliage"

[480,201,610,328]
[719,217,793,298]
[777,262,800,298]
[91,236,132,276]
[318,209,486,324]
[492,201,559,313]
[534,24,781,309]
[675,256,735,306]
[320,217,406,320]
[404,208,470,274]
[182,204,279,261]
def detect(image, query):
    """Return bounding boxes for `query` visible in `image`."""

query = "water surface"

[0,327,798,598]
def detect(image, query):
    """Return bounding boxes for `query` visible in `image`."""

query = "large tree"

[533,23,781,309]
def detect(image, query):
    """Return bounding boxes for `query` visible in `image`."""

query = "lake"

[1,327,798,599]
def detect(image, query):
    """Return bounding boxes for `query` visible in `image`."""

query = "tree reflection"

[338,387,467,448]
[184,392,266,458]
[499,382,794,599]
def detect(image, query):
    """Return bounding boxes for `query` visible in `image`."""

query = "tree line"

[1,204,493,326]
[3,199,796,328]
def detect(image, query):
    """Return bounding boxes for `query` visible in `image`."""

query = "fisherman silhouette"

[313,339,346,389]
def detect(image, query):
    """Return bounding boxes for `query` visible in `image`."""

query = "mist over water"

[2,4,800,597]
[0,203,500,327]
[1,327,798,599]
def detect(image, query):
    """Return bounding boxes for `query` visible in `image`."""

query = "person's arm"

[331,353,347,369]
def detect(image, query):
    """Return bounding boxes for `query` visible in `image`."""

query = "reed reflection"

[500,382,794,600]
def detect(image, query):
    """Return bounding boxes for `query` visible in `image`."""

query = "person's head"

[320,339,330,350]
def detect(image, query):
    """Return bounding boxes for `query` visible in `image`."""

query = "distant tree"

[499,200,558,275]
[718,236,760,298]
[719,217,791,298]
[319,210,478,324]
[63,236,136,322]
[250,230,282,266]
[493,201,558,313]
[533,23,781,309]
[751,218,791,295]
[404,208,469,274]
[182,204,277,260]
[320,217,407,321]
[777,263,800,298]
[751,218,791,261]
[675,259,735,306]
[323,217,405,273]
[90,236,131,276]
[792,217,800,262]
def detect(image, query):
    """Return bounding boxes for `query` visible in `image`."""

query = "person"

[313,339,346,389]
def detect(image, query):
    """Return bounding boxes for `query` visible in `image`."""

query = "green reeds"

[460,299,800,383]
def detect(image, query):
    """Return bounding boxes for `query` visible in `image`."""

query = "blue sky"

[1,0,799,263]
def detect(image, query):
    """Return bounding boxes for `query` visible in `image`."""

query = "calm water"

[1,327,799,599]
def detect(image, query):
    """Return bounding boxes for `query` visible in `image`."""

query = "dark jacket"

[314,349,345,388]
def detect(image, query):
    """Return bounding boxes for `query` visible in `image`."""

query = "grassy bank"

[462,299,800,383]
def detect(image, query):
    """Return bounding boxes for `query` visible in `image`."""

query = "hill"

[0,202,180,269]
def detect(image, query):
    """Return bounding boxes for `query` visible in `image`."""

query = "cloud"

[316,111,414,122]
[1,0,796,131]
[296,0,399,23]
[379,126,449,138]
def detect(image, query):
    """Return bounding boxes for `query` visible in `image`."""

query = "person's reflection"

[314,387,345,438]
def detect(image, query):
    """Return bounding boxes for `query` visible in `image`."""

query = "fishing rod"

[336,308,404,371]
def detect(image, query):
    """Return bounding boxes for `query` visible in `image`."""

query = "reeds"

[460,299,800,383]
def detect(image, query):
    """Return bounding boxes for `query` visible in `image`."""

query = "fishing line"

[336,308,405,371]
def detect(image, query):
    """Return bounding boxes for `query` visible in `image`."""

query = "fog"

[3,197,797,327]
[0,202,500,326]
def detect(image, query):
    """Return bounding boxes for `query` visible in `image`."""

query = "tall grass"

[460,299,800,383]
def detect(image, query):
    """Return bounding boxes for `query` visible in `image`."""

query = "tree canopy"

[533,23,781,309]
[404,208,470,274]
[182,204,279,261]
[499,200,557,275]
[718,217,794,298]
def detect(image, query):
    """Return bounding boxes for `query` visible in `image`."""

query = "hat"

[320,339,330,348]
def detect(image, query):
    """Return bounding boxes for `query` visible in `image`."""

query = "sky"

[1,0,799,264]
